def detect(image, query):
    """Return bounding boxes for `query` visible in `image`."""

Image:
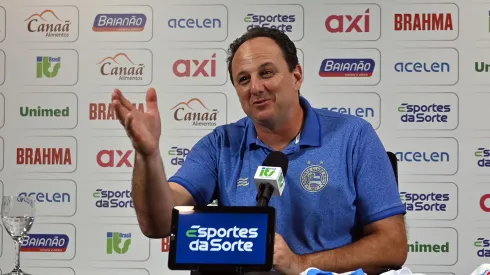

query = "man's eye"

[262,70,273,77]
[239,76,249,84]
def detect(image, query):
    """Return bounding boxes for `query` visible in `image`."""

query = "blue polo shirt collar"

[246,96,321,149]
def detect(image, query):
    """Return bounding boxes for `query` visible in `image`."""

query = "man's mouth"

[253,99,269,105]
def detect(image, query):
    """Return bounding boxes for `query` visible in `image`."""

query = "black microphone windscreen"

[262,151,289,176]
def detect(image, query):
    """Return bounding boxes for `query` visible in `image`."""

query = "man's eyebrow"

[235,62,275,78]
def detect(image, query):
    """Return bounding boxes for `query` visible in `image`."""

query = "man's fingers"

[112,99,130,126]
[146,87,159,113]
[113,88,135,110]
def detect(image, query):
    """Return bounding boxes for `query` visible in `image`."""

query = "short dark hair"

[226,27,299,85]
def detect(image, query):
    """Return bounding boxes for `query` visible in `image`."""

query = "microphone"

[254,151,289,207]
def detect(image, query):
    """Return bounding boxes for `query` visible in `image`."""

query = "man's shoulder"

[312,106,372,133]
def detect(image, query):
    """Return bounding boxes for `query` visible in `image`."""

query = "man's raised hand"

[111,87,162,157]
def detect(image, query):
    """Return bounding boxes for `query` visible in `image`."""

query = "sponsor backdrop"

[0,0,487,274]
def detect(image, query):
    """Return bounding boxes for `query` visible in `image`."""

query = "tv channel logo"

[400,182,457,220]
[392,93,458,130]
[241,5,304,41]
[176,213,268,264]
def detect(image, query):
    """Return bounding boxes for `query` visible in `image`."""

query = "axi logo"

[17,147,72,165]
[398,103,451,123]
[36,56,61,78]
[480,194,490,212]
[107,232,131,254]
[259,167,276,177]
[21,234,69,252]
[474,237,490,257]
[408,241,449,253]
[325,9,370,33]
[319,58,375,77]
[394,13,454,31]
[25,9,71,37]
[168,146,190,166]
[173,53,216,77]
[93,14,146,32]
[475,62,490,73]
[186,225,258,251]
[475,148,490,167]
[400,192,449,212]
[89,102,144,121]
[170,98,218,127]
[97,149,133,168]
[98,53,144,81]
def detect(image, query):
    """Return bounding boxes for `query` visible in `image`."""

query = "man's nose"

[250,76,265,95]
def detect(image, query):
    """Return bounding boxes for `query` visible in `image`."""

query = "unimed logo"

[186,225,258,252]
[408,241,449,253]
[97,150,133,168]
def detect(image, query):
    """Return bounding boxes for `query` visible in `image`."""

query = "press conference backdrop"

[0,0,487,274]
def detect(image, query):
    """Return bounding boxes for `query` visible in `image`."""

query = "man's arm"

[131,150,196,239]
[298,214,408,275]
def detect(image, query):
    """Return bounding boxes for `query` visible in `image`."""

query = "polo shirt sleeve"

[353,121,406,226]
[167,132,218,207]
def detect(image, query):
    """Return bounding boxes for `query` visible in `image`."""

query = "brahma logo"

[171,98,219,127]
[394,13,453,31]
[93,13,146,32]
[186,225,258,252]
[23,7,79,41]
[319,58,375,77]
[89,102,144,121]
[21,234,69,252]
[17,147,72,165]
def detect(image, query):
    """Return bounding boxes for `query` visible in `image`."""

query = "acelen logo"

[89,102,145,121]
[93,13,147,32]
[96,149,133,168]
[325,8,371,33]
[173,53,216,78]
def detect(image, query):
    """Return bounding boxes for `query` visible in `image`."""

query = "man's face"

[231,37,302,126]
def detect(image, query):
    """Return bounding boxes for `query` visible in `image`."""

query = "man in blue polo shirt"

[111,27,408,275]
